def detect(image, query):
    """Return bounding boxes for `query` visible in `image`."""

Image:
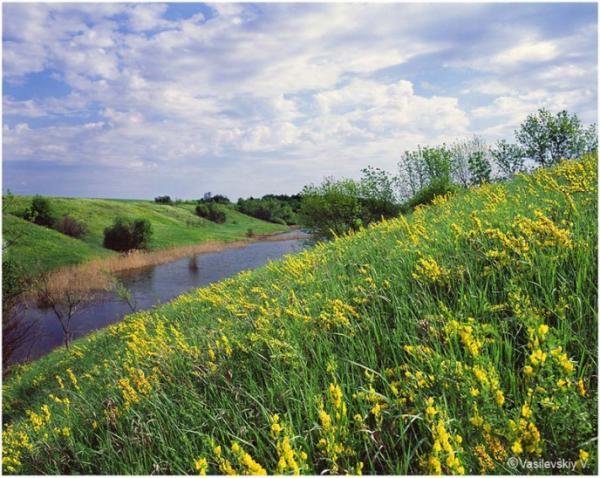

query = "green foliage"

[449,136,488,187]
[515,108,593,166]
[405,177,460,210]
[358,166,401,222]
[467,151,491,185]
[2,256,25,308]
[237,198,293,224]
[398,145,454,199]
[198,194,231,205]
[237,196,298,225]
[299,169,405,240]
[195,203,227,224]
[25,195,56,227]
[103,217,153,252]
[299,178,363,240]
[490,140,525,179]
[154,196,173,205]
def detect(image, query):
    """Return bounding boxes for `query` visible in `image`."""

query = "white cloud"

[493,39,558,67]
[2,3,597,197]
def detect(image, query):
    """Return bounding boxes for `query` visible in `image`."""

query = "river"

[8,233,308,364]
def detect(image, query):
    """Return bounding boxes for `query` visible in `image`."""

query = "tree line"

[298,108,597,240]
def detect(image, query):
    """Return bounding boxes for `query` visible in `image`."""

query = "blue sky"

[3,2,598,199]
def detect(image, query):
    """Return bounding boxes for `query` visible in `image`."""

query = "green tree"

[467,151,491,185]
[449,136,488,187]
[26,195,56,227]
[421,145,452,183]
[358,166,400,222]
[299,178,363,241]
[515,109,586,166]
[397,145,453,200]
[490,140,525,178]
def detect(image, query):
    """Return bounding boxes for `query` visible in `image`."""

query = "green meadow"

[3,155,596,475]
[2,197,287,274]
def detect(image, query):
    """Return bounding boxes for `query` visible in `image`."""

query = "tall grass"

[2,155,597,475]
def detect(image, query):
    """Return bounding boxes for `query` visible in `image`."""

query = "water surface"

[10,236,306,364]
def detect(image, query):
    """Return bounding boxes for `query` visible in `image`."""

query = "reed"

[24,232,309,299]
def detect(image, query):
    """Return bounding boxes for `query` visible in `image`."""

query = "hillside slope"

[3,155,597,475]
[3,197,286,274]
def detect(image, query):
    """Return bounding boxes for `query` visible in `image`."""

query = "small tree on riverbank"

[34,272,101,350]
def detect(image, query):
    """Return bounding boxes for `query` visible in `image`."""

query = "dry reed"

[25,231,309,300]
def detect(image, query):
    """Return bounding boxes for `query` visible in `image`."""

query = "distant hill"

[2,196,287,274]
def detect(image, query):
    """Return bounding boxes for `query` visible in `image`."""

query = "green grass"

[3,197,287,274]
[2,155,597,475]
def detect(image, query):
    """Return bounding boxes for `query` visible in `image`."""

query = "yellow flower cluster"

[270,415,308,475]
[316,383,362,474]
[426,416,465,475]
[2,425,33,473]
[412,256,451,286]
[194,457,208,475]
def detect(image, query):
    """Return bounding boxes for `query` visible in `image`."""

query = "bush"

[198,194,230,205]
[54,215,88,238]
[103,217,153,252]
[299,178,363,241]
[154,195,173,204]
[210,194,231,205]
[405,178,460,210]
[195,203,226,224]
[236,197,297,224]
[25,195,56,227]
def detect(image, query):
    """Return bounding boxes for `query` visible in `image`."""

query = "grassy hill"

[3,155,597,474]
[2,197,287,274]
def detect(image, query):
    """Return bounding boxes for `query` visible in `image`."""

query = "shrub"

[53,215,88,238]
[210,194,231,205]
[358,166,401,223]
[25,195,56,227]
[299,178,363,241]
[237,197,297,224]
[103,217,153,252]
[154,195,173,204]
[131,219,152,249]
[195,203,226,224]
[405,178,460,210]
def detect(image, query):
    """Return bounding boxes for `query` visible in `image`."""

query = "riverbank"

[2,195,289,277]
[22,229,310,300]
[8,235,308,364]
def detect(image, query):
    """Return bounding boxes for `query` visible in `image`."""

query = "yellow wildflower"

[512,440,523,455]
[577,378,586,397]
[194,457,208,475]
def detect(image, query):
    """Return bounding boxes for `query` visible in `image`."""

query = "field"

[2,155,597,474]
[2,197,287,274]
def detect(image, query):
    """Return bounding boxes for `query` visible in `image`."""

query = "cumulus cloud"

[2,2,597,198]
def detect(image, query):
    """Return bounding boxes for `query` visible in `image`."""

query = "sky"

[2,2,598,200]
